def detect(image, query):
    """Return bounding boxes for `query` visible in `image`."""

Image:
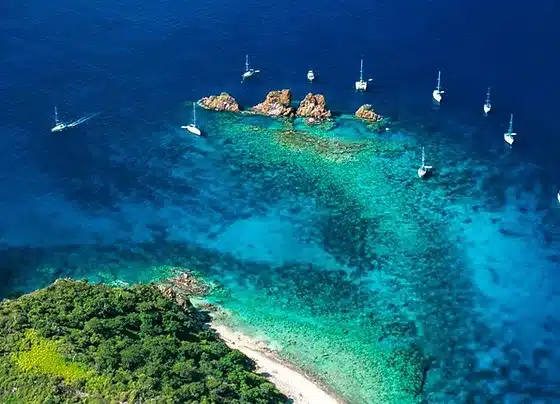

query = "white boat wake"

[67,112,100,128]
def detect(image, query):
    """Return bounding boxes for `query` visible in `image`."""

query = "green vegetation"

[15,329,94,383]
[0,279,286,403]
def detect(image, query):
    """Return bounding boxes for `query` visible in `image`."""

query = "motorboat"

[307,69,315,82]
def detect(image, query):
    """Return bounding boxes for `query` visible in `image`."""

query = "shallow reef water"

[1,108,559,403]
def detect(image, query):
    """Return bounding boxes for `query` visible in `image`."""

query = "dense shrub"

[0,279,286,403]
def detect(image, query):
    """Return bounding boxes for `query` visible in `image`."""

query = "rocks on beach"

[296,93,332,122]
[355,104,382,122]
[199,92,240,112]
[251,89,295,117]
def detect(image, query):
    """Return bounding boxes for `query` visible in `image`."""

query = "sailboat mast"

[421,147,425,167]
[192,102,196,126]
[508,113,513,133]
[437,71,441,91]
[54,106,59,124]
[359,58,364,81]
[245,54,249,72]
[486,87,491,104]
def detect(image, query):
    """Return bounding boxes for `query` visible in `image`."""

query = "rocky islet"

[198,92,240,112]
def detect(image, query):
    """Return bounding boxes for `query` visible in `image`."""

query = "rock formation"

[251,89,295,117]
[198,92,240,112]
[166,271,209,295]
[156,271,210,310]
[355,104,382,122]
[156,284,190,310]
[296,93,332,121]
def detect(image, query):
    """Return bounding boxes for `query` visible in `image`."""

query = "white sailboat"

[51,106,67,132]
[483,87,491,115]
[181,102,202,136]
[557,190,560,204]
[432,70,444,103]
[355,58,368,91]
[504,113,516,145]
[51,107,98,132]
[307,69,315,82]
[417,147,433,178]
[241,54,260,81]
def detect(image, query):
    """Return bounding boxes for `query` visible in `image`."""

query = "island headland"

[0,275,345,404]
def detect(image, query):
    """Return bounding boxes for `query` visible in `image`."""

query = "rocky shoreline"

[197,89,382,125]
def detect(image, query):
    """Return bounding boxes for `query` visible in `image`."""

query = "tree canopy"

[0,279,286,403]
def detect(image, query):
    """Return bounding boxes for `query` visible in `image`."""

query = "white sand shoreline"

[210,321,346,404]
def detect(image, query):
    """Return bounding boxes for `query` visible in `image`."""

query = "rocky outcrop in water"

[157,271,209,310]
[251,89,295,117]
[166,271,209,295]
[296,93,332,121]
[198,92,240,112]
[355,104,382,122]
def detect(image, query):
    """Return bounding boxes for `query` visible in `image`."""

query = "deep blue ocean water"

[2,0,560,402]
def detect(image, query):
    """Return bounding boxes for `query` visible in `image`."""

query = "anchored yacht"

[418,147,433,178]
[241,54,260,81]
[504,113,516,145]
[355,58,368,91]
[432,70,444,103]
[484,87,491,115]
[181,102,202,136]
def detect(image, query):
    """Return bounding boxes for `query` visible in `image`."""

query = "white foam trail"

[67,112,100,127]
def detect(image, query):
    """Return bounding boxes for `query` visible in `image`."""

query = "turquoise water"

[3,107,559,402]
[3,0,560,401]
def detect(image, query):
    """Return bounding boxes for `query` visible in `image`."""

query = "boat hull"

[484,104,491,114]
[242,69,260,81]
[418,164,433,178]
[432,90,442,103]
[355,80,367,91]
[504,133,515,145]
[557,191,560,204]
[182,125,202,136]
[51,124,66,133]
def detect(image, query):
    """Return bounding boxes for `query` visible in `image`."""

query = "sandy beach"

[210,322,345,404]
